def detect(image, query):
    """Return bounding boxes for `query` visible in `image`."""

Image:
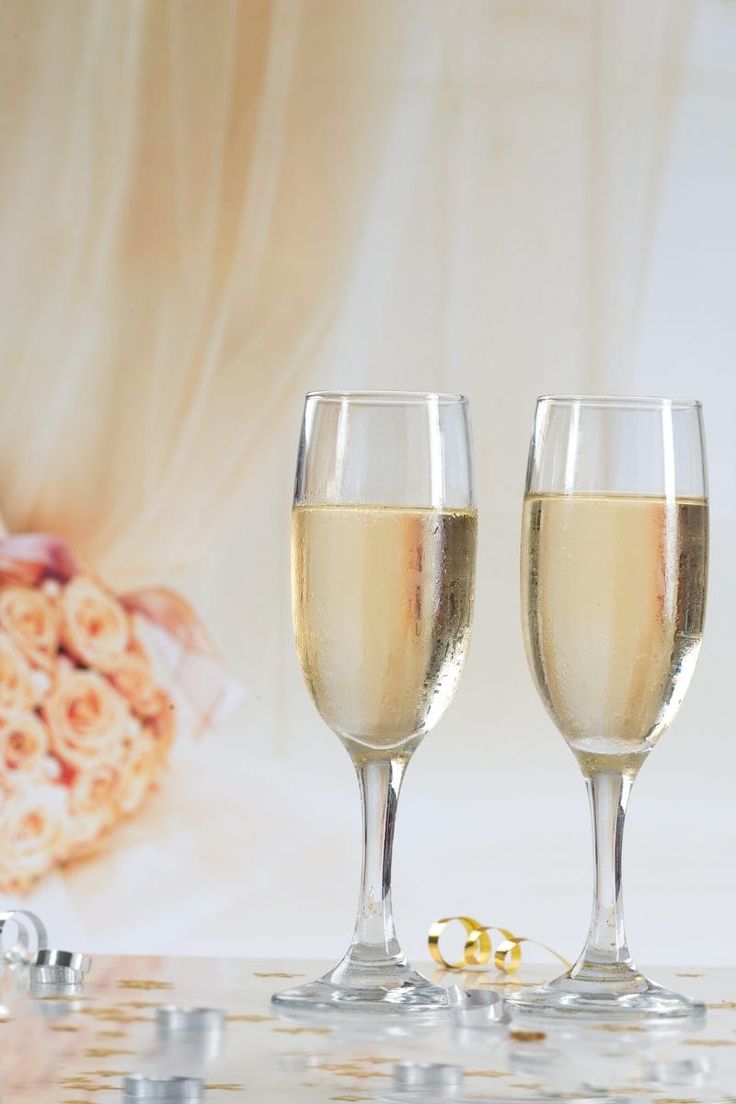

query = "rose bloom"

[0,631,37,712]
[0,710,49,774]
[147,692,175,765]
[61,575,130,672]
[0,585,60,671]
[0,781,69,893]
[44,670,129,772]
[109,646,162,717]
[67,762,121,854]
[117,732,159,816]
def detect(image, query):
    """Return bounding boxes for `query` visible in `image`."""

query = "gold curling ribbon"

[428,916,570,975]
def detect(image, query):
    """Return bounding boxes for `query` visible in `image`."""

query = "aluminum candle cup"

[122,1075,204,1101]
[392,1061,464,1089]
[34,949,91,973]
[29,949,92,991]
[154,1007,226,1069]
[445,984,507,1025]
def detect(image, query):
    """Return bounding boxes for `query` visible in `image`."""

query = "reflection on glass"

[154,1006,226,1075]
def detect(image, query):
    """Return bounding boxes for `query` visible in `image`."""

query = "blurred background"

[0,0,734,965]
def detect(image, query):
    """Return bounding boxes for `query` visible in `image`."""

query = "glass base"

[271,960,451,1015]
[507,963,706,1022]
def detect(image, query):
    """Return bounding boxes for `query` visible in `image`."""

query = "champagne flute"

[509,395,708,1019]
[272,391,477,1013]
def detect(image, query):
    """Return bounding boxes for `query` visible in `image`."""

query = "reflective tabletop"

[4,955,736,1102]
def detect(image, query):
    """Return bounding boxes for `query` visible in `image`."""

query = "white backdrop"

[0,0,734,966]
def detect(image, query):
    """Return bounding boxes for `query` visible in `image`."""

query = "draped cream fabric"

[0,0,697,579]
[0,0,734,957]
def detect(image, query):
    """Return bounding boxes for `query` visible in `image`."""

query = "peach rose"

[108,648,161,717]
[0,710,49,774]
[61,576,130,672]
[44,670,129,772]
[0,631,36,712]
[0,782,69,893]
[67,762,120,851]
[147,692,175,765]
[0,585,60,670]
[117,733,158,816]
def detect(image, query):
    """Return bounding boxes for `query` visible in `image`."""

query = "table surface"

[5,955,736,1102]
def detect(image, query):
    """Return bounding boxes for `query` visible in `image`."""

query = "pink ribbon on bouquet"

[0,533,242,730]
[0,533,79,587]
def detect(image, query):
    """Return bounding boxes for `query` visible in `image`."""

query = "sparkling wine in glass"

[509,396,708,1020]
[273,391,477,1013]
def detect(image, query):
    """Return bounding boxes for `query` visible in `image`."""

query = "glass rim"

[537,394,702,411]
[305,389,468,406]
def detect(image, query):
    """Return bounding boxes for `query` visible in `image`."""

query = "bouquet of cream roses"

[0,572,176,893]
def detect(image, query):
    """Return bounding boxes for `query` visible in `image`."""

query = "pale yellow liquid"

[522,494,707,776]
[292,504,477,758]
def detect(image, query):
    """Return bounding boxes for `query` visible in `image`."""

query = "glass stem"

[346,757,407,970]
[572,771,634,977]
